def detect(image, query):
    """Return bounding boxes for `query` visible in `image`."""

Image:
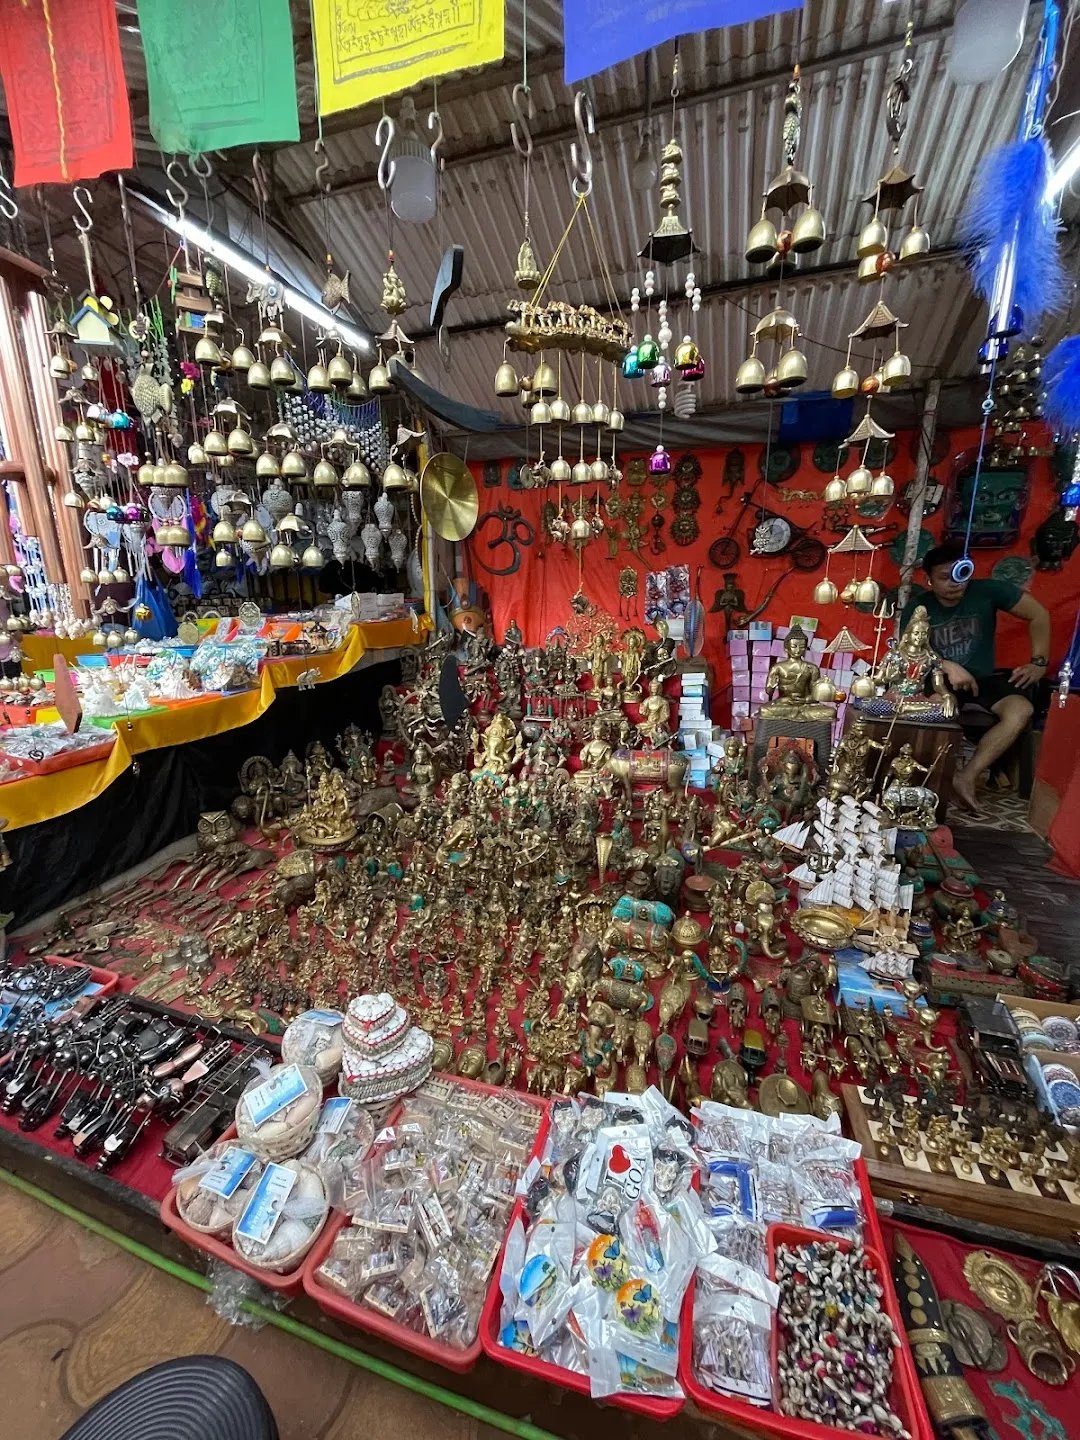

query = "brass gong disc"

[420,452,478,540]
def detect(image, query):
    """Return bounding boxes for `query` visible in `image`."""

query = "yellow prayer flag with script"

[313,0,505,115]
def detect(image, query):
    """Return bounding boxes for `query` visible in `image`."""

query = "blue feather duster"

[1044,335,1080,434]
[960,135,1068,325]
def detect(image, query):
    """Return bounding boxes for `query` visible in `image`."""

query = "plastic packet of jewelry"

[416,1190,453,1251]
[513,1193,578,1347]
[303,1106,376,1210]
[314,1251,361,1298]
[795,1158,862,1233]
[372,1182,413,1234]
[705,1158,758,1221]
[757,1160,801,1226]
[548,1097,585,1162]
[602,1091,647,1127]
[693,1291,775,1405]
[640,1085,697,1160]
[577,1123,654,1212]
[709,1218,768,1273]
[364,1277,409,1320]
[614,1191,696,1322]
[356,1245,400,1286]
[696,1251,780,1307]
[665,1186,717,1263]
[652,1145,694,1204]
[692,1101,752,1161]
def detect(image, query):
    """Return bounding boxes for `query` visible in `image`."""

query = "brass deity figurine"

[829,716,885,800]
[760,626,836,721]
[637,678,673,748]
[871,605,958,720]
[471,710,524,778]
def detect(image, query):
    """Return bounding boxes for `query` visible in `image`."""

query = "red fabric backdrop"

[466,425,1080,724]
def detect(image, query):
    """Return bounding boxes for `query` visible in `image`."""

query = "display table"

[0,617,429,832]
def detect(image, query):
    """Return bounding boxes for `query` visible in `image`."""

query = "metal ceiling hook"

[165,160,189,216]
[188,153,212,181]
[313,138,331,193]
[428,108,445,171]
[511,82,534,159]
[72,186,93,233]
[251,150,270,207]
[0,161,17,222]
[570,91,594,199]
[376,115,397,191]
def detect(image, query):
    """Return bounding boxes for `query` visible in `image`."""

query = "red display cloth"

[0,0,132,185]
[880,1218,1080,1431]
[0,1101,177,1202]
[467,428,1080,729]
[1040,697,1080,878]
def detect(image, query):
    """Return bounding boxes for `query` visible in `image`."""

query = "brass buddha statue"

[760,626,835,722]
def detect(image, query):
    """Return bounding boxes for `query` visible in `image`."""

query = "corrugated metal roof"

[262,6,1047,430]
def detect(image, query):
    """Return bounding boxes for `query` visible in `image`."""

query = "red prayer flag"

[0,0,133,187]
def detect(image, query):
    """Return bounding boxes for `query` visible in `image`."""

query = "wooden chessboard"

[842,1083,1080,1242]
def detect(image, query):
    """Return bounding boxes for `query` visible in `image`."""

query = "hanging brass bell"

[814,578,839,604]
[328,350,353,389]
[777,347,808,389]
[270,354,296,387]
[899,224,930,261]
[188,443,209,466]
[530,399,552,425]
[831,366,859,399]
[590,458,609,483]
[368,363,392,393]
[204,430,228,456]
[343,461,371,487]
[75,421,95,443]
[855,577,880,604]
[194,334,224,368]
[382,462,408,490]
[745,215,778,264]
[812,677,837,703]
[846,465,872,495]
[551,457,572,483]
[137,463,157,487]
[870,471,894,497]
[62,490,85,509]
[347,371,369,401]
[608,408,625,432]
[231,344,255,372]
[823,475,845,503]
[857,255,881,283]
[301,544,324,569]
[49,352,74,379]
[592,401,611,425]
[278,513,303,534]
[247,359,272,389]
[791,206,826,254]
[883,350,911,388]
[255,451,281,478]
[217,455,236,469]
[227,426,254,456]
[572,461,591,485]
[307,361,331,393]
[240,517,268,544]
[79,566,96,584]
[266,421,297,443]
[162,461,189,486]
[550,396,571,424]
[153,465,167,486]
[495,361,519,397]
[212,519,237,544]
[312,459,339,487]
[54,422,74,444]
[850,673,876,699]
[735,355,766,394]
[857,216,888,257]
[215,547,234,569]
[840,578,859,603]
[572,400,593,425]
[674,336,700,370]
[281,450,308,480]
[270,542,296,569]
[532,360,557,397]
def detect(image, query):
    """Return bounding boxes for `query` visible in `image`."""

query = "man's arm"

[1008,592,1051,688]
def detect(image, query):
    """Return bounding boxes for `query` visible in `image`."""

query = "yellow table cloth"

[1,616,429,831]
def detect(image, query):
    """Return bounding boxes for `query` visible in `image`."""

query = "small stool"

[752,714,833,768]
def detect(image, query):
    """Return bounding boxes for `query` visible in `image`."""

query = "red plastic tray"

[302,1074,550,1373]
[29,954,119,1002]
[4,736,115,777]
[160,1123,322,1296]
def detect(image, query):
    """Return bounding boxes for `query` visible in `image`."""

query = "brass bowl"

[790,905,855,951]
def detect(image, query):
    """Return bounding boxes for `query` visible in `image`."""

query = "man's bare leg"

[952,693,1033,812]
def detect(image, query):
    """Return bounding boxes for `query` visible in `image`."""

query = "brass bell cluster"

[822,411,897,504]
[735,307,808,397]
[306,344,370,403]
[812,524,882,607]
[831,304,911,402]
[989,341,1045,458]
[743,66,827,276]
[47,319,78,379]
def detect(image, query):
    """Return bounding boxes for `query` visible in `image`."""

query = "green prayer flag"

[138,0,299,154]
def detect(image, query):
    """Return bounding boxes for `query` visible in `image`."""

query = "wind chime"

[626,49,705,453]
[495,85,630,575]
[735,61,826,398]
[814,524,882,607]
[824,22,925,505]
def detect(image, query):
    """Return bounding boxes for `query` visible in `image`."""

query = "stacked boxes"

[678,667,711,788]
[727,621,872,743]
